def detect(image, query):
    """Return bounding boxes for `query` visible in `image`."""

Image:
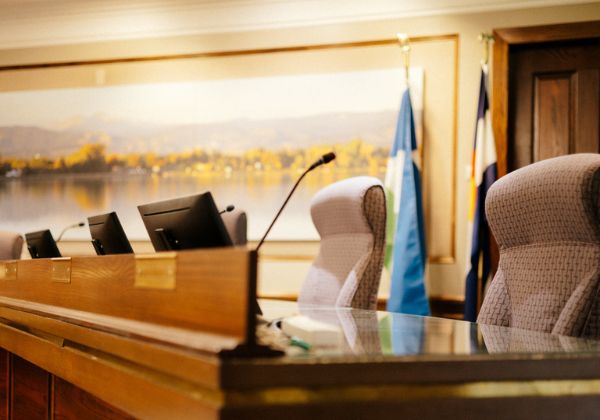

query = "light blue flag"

[384,89,430,316]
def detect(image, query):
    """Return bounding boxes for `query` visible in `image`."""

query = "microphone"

[308,152,336,170]
[255,152,336,252]
[56,222,85,242]
[219,205,235,215]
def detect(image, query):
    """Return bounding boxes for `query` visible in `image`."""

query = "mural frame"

[0,34,458,264]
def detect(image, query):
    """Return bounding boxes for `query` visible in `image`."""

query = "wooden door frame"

[492,20,600,176]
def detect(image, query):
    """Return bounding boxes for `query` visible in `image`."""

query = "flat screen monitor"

[88,212,134,255]
[138,192,233,252]
[25,229,61,259]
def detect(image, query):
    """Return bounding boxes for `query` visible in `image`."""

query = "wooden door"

[492,21,600,175]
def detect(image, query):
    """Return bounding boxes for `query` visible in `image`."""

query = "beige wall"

[4,3,600,300]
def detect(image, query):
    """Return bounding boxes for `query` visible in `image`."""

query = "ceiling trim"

[0,0,596,49]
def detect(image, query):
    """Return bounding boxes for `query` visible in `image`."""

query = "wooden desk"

[0,252,599,419]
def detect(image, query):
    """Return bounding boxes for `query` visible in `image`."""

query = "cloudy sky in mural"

[0,69,405,128]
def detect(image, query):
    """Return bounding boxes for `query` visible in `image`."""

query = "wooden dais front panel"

[0,248,258,355]
[5,249,252,338]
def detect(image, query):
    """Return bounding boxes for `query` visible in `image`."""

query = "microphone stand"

[255,170,310,252]
[56,222,85,242]
[255,152,335,252]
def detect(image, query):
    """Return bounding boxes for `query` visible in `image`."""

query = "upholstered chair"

[298,176,386,310]
[0,231,24,260]
[221,209,247,246]
[478,154,600,338]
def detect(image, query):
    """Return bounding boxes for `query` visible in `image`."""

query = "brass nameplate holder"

[51,257,72,283]
[134,253,177,290]
[0,261,17,281]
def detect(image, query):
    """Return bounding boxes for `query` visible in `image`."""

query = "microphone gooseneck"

[56,222,85,242]
[255,152,336,252]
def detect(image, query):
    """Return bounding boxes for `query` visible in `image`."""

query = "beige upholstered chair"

[0,231,24,260]
[221,209,247,246]
[298,176,386,310]
[478,154,600,338]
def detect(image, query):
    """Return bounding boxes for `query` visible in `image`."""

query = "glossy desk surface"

[217,299,600,392]
[259,299,600,358]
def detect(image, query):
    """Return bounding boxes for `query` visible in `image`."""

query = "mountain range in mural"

[0,110,396,159]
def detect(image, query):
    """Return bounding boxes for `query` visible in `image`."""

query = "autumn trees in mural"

[0,139,387,178]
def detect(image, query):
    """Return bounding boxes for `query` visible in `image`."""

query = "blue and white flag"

[384,89,429,316]
[464,66,497,322]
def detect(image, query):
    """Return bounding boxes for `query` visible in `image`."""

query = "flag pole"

[476,32,494,316]
[396,33,421,164]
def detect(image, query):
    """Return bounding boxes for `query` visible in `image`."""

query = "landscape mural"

[0,68,422,241]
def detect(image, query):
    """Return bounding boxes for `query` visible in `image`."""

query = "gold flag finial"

[478,33,494,66]
[397,33,411,85]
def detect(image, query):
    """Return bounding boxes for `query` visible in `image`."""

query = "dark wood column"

[11,355,49,419]
[0,350,8,420]
[53,377,133,420]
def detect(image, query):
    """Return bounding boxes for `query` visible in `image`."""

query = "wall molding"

[259,293,465,318]
[0,35,453,71]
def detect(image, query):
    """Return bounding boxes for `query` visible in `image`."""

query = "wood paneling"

[54,377,133,420]
[492,34,510,177]
[0,324,219,419]
[534,74,572,161]
[574,69,600,153]
[0,249,254,341]
[11,355,49,419]
[0,306,221,389]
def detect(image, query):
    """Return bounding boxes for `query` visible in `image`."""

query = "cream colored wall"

[5,3,600,301]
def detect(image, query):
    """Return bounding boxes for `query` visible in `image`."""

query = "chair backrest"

[0,231,24,260]
[298,176,386,310]
[478,154,600,338]
[221,209,247,246]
